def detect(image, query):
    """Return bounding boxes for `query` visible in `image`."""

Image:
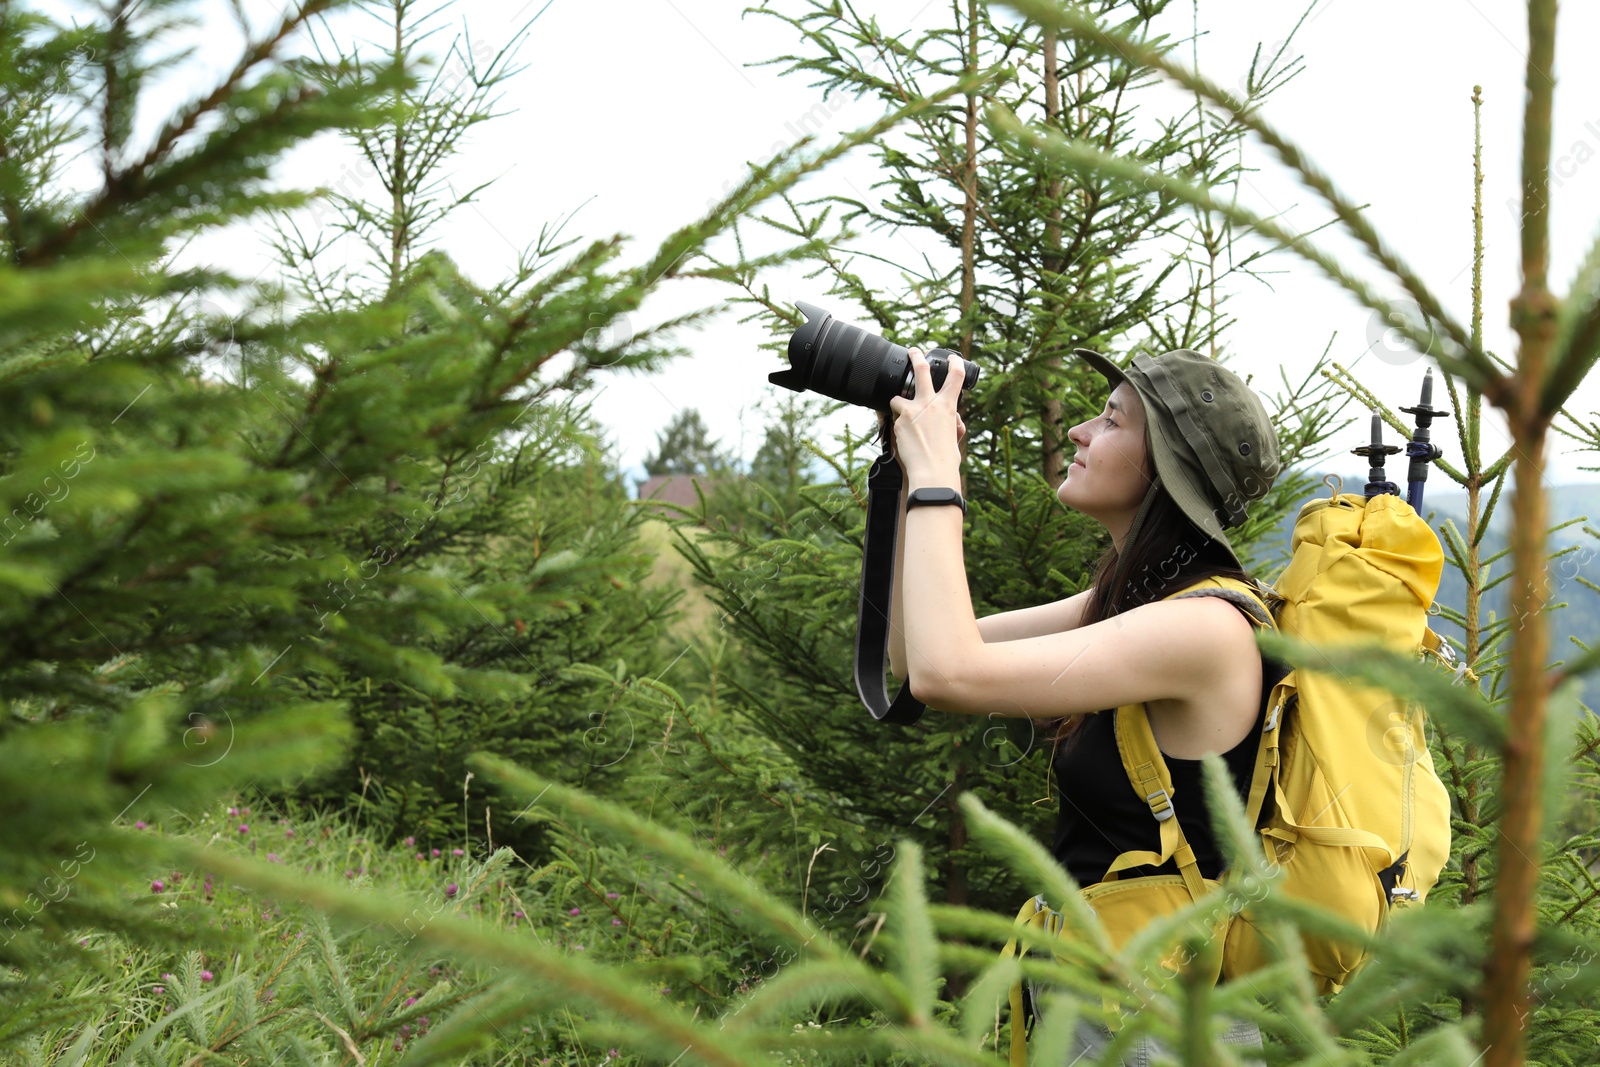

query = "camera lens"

[769,302,979,410]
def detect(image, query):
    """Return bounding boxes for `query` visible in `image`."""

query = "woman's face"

[1058,381,1154,523]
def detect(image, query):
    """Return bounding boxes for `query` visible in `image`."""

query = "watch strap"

[907,486,967,515]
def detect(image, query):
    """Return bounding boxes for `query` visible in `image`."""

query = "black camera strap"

[855,433,927,725]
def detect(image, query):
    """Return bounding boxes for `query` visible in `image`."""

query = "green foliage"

[6,0,1600,1063]
[291,398,684,847]
[6,796,657,1064]
[0,0,884,1046]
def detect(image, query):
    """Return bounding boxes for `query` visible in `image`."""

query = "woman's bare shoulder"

[1113,594,1262,688]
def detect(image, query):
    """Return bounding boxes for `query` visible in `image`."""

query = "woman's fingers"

[907,346,934,399]
[941,356,965,394]
[881,345,969,482]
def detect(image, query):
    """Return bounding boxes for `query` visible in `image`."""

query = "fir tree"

[745,392,831,508]
[642,408,737,479]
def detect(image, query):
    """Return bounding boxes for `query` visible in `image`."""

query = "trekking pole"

[1352,411,1402,498]
[1399,367,1452,512]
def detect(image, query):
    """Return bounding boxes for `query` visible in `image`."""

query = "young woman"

[882,343,1283,1061]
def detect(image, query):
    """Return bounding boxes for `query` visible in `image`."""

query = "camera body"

[768,301,979,409]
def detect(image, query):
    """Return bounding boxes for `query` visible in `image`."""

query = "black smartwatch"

[906,486,967,515]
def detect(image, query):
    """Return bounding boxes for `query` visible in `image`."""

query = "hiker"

[882,343,1284,1061]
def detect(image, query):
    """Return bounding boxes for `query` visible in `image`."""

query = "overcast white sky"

[145,1,1600,488]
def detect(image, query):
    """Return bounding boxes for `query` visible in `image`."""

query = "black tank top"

[1050,640,1285,887]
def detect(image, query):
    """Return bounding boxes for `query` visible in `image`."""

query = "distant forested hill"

[1259,474,1600,712]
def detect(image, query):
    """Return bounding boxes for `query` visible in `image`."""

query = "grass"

[14,795,678,1066]
[635,516,726,640]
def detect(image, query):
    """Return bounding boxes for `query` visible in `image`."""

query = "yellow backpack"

[1002,490,1468,1063]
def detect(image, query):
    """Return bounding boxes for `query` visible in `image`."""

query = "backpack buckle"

[1390,886,1420,904]
[1434,639,1457,666]
[1145,788,1175,822]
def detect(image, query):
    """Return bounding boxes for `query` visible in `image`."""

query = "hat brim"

[1069,348,1243,570]
[1071,348,1127,388]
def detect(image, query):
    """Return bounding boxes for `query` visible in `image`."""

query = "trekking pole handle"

[1352,411,1401,498]
[1399,368,1451,511]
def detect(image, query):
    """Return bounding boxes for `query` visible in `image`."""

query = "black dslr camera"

[768,301,980,409]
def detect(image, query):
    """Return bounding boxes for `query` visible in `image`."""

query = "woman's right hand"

[878,408,965,454]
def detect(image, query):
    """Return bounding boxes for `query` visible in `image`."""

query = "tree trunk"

[1040,27,1067,490]
[1482,5,1558,1064]
[945,753,968,907]
[1459,83,1487,917]
[389,0,408,291]
[960,0,978,366]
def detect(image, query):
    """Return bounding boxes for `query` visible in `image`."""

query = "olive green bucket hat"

[1071,347,1281,574]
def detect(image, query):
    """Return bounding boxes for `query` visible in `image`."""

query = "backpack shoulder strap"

[1167,577,1294,849]
[1105,702,1209,901]
[1102,577,1282,898]
[1169,575,1276,630]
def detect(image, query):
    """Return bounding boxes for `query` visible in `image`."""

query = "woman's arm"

[976,588,1093,643]
[917,594,1257,719]
[892,499,1091,681]
[889,407,968,683]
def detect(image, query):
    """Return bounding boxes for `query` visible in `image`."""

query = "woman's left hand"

[887,347,966,487]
